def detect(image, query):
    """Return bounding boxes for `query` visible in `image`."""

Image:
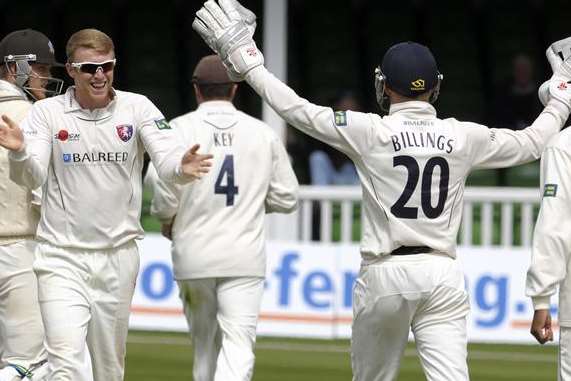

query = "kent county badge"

[116,124,134,142]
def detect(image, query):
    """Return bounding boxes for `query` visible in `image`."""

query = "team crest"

[116,124,134,142]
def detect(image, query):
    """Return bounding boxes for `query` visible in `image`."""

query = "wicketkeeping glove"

[193,0,263,82]
[540,37,571,113]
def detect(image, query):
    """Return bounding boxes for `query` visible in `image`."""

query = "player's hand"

[180,144,213,181]
[538,80,549,107]
[192,0,264,81]
[161,223,173,240]
[546,36,571,74]
[0,115,25,152]
[530,309,554,344]
[543,37,571,114]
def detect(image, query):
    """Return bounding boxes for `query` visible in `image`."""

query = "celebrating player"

[526,38,571,381]
[0,28,213,381]
[0,29,63,381]
[192,1,571,380]
[149,54,299,381]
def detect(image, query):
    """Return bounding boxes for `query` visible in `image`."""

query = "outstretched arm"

[468,37,571,169]
[192,0,374,158]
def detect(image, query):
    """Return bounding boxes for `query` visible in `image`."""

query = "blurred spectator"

[309,92,361,185]
[489,54,543,186]
[490,54,542,130]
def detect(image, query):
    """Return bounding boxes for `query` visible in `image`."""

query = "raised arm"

[192,0,373,158]
[468,37,571,169]
[1,105,52,190]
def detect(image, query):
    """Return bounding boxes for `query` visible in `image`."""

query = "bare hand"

[530,309,554,344]
[161,223,173,240]
[180,144,213,180]
[0,115,24,152]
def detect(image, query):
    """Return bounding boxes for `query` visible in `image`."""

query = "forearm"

[245,66,343,150]
[8,146,47,189]
[521,100,570,159]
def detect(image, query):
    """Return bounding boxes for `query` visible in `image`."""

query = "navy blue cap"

[0,29,63,67]
[381,41,439,98]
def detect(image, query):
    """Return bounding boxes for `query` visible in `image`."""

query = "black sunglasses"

[70,59,116,75]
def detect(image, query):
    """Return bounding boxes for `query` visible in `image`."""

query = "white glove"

[541,37,571,114]
[193,0,263,82]
[538,80,549,107]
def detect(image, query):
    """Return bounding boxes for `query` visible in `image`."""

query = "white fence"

[281,186,541,247]
[135,186,548,342]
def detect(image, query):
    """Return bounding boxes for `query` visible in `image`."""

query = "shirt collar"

[388,101,437,118]
[197,100,236,112]
[0,79,27,99]
[64,86,117,120]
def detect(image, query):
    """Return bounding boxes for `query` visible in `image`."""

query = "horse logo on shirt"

[116,125,134,142]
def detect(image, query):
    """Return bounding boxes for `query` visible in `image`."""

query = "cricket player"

[526,37,571,381]
[0,28,213,381]
[192,1,571,380]
[149,54,298,381]
[0,29,64,381]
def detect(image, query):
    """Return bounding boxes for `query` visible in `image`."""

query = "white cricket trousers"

[351,253,470,381]
[33,241,139,381]
[0,240,46,372]
[560,327,571,380]
[178,277,265,381]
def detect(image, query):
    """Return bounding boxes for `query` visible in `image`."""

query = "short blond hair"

[66,29,114,62]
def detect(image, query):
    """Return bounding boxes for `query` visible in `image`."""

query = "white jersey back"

[150,100,298,279]
[246,66,567,259]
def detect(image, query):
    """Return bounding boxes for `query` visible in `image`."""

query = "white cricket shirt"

[0,80,39,245]
[9,87,187,249]
[526,128,571,327]
[246,66,568,260]
[150,100,299,279]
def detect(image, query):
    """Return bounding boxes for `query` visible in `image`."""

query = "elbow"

[266,196,299,214]
[282,197,299,213]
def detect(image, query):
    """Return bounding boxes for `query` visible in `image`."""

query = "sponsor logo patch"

[116,124,134,142]
[62,152,129,166]
[154,119,171,130]
[334,111,347,126]
[543,183,558,197]
[54,130,80,142]
[558,82,568,91]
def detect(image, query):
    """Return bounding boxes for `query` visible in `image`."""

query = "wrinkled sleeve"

[137,96,189,184]
[9,104,52,189]
[526,145,571,310]
[265,135,299,213]
[467,101,568,169]
[246,66,374,159]
[148,162,182,224]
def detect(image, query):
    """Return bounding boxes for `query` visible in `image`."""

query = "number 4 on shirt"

[215,155,239,206]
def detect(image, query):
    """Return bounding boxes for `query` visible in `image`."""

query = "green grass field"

[125,331,557,381]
